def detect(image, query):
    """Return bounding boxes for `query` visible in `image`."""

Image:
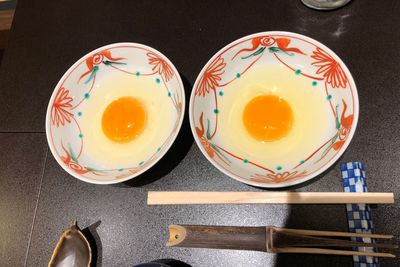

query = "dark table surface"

[1,0,400,266]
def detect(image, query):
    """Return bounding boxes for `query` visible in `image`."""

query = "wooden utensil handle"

[167,225,267,252]
[148,192,395,205]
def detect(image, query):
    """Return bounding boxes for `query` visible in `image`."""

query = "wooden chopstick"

[270,230,397,249]
[147,191,395,205]
[274,227,394,239]
[275,247,396,258]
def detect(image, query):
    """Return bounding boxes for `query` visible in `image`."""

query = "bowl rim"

[189,31,359,188]
[46,42,186,185]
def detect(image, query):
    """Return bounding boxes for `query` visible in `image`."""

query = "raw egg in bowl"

[190,32,358,188]
[46,43,185,184]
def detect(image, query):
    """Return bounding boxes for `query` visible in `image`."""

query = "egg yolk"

[243,95,293,142]
[102,97,146,143]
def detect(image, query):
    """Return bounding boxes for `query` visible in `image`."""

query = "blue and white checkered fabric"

[341,162,379,267]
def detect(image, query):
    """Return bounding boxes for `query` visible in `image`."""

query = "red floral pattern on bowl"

[46,43,185,184]
[189,32,359,188]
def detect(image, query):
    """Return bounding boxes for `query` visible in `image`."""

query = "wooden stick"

[270,230,398,249]
[274,227,393,239]
[275,247,396,258]
[167,225,267,251]
[147,192,395,205]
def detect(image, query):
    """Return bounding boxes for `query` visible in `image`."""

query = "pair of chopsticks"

[147,191,395,205]
[167,225,397,258]
[267,227,397,258]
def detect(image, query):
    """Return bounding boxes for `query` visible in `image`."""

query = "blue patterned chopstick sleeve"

[341,162,379,267]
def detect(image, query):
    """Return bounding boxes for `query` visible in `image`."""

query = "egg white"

[79,72,175,169]
[217,65,333,169]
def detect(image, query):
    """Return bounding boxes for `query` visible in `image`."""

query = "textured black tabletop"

[0,0,399,266]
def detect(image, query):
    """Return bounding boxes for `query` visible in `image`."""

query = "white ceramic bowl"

[46,43,185,184]
[190,32,358,188]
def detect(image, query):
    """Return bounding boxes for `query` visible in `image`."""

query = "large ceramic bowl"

[46,43,185,184]
[190,32,358,188]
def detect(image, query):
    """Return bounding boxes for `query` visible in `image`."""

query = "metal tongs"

[167,225,397,258]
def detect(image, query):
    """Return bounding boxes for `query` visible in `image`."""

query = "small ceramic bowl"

[190,32,358,188]
[46,43,185,184]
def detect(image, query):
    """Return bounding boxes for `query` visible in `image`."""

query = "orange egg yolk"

[243,95,293,142]
[102,97,146,143]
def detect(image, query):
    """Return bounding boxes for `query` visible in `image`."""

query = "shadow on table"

[133,259,192,267]
[82,221,103,267]
[114,74,194,188]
